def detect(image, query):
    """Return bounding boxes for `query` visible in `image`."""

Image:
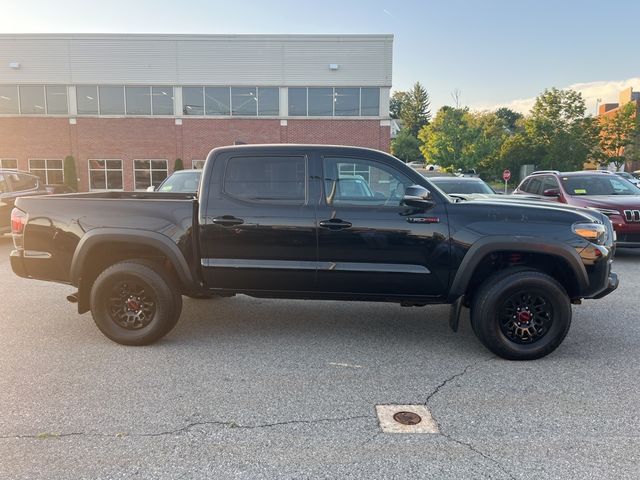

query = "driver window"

[322,156,412,207]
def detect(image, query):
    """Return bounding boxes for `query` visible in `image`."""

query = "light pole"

[595,98,602,116]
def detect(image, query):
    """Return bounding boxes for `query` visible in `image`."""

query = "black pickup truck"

[10,145,618,360]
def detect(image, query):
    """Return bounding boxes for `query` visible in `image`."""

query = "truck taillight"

[11,208,27,249]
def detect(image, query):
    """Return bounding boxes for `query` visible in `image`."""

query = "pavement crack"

[441,433,516,480]
[425,356,495,405]
[0,415,370,440]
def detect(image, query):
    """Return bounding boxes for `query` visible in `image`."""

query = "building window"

[288,88,307,116]
[134,159,168,190]
[231,87,257,116]
[258,87,279,116]
[19,86,46,114]
[89,159,123,190]
[29,159,63,184]
[152,86,174,115]
[125,86,151,115]
[308,88,333,116]
[360,87,380,116]
[77,86,99,114]
[99,86,125,115]
[46,85,68,114]
[288,87,380,117]
[334,88,360,116]
[205,87,230,115]
[0,85,19,114]
[0,159,18,170]
[192,160,205,169]
[183,87,204,115]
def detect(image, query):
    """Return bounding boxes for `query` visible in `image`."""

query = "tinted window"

[526,177,543,195]
[308,88,333,116]
[431,179,494,194]
[152,86,174,115]
[257,87,279,116]
[158,171,201,192]
[0,85,19,114]
[540,176,559,193]
[46,85,68,114]
[360,88,380,116]
[224,156,306,202]
[99,86,125,115]
[231,87,257,116]
[205,87,230,115]
[288,88,307,116]
[125,86,151,115]
[323,157,412,206]
[183,87,204,115]
[7,173,38,191]
[334,88,359,116]
[19,86,46,114]
[77,86,99,114]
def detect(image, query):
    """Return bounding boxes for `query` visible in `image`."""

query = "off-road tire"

[90,260,182,345]
[470,269,572,360]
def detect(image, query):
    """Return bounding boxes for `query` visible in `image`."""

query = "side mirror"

[402,185,435,209]
[543,188,560,197]
[146,185,156,192]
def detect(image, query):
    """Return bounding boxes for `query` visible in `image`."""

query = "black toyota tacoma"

[10,145,618,360]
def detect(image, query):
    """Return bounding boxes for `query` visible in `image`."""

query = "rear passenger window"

[224,156,306,203]
[526,177,543,195]
[7,173,38,192]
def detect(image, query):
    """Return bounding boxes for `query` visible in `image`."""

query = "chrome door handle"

[319,219,352,230]
[211,215,244,227]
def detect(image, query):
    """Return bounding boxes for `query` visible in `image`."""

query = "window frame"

[0,159,18,170]
[133,159,169,191]
[321,155,413,208]
[28,158,64,184]
[287,87,380,117]
[222,155,308,205]
[88,159,124,191]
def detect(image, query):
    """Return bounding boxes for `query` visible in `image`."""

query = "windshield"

[430,179,494,195]
[561,175,639,196]
[158,171,201,192]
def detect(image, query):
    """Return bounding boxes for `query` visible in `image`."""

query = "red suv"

[514,170,640,247]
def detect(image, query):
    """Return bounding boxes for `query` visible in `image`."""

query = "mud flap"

[449,296,464,332]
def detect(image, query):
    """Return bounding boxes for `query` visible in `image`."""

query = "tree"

[63,155,78,191]
[400,82,432,136]
[389,91,409,119]
[418,106,473,170]
[174,158,184,171]
[596,102,639,170]
[391,129,422,163]
[495,107,523,133]
[525,88,600,171]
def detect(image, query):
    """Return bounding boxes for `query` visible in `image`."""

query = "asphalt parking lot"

[1,235,639,480]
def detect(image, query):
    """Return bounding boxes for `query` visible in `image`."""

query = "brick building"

[0,34,393,191]
[597,86,640,171]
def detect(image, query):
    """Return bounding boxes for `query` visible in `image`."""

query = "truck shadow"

[170,295,484,356]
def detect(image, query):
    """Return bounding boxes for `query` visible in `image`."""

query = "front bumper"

[592,272,619,299]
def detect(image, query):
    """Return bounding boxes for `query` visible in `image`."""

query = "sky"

[1,0,638,115]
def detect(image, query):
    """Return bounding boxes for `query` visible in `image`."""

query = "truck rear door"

[199,149,318,293]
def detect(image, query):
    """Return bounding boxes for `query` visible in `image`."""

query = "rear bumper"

[10,249,28,278]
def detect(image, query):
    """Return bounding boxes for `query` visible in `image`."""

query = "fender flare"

[447,235,588,302]
[70,228,195,287]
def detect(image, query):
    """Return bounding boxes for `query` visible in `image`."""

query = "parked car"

[514,170,640,247]
[148,169,202,193]
[615,171,640,188]
[10,145,618,360]
[44,184,76,194]
[0,170,48,233]
[428,176,497,195]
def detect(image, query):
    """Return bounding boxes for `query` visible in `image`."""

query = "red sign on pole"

[503,169,511,181]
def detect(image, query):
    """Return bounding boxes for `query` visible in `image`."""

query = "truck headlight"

[573,223,607,244]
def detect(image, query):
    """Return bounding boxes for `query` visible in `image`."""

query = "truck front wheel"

[470,270,572,360]
[90,260,182,345]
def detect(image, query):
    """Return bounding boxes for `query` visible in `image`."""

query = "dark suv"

[514,170,640,247]
[0,170,48,233]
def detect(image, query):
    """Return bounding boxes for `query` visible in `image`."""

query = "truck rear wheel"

[90,260,182,345]
[470,270,571,360]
